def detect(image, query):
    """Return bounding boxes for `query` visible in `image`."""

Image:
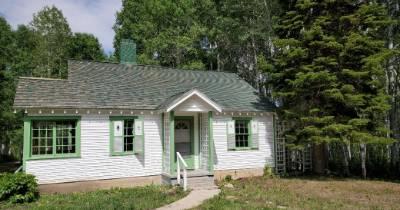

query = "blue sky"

[0,0,122,54]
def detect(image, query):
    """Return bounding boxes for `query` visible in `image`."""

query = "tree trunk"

[342,143,350,176]
[312,143,326,174]
[360,143,367,179]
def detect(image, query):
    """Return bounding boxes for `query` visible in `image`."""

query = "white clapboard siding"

[26,115,163,184]
[213,115,274,170]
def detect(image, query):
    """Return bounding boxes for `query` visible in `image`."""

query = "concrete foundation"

[213,168,264,180]
[39,175,162,194]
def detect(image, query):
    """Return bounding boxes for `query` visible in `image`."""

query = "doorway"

[174,116,195,169]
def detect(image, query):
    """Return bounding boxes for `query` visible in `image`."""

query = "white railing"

[176,152,188,191]
[14,166,23,173]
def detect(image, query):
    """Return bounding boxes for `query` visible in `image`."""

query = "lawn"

[194,176,400,210]
[0,185,187,210]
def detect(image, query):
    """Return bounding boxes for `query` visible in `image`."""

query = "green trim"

[169,111,175,175]
[76,120,81,156]
[110,116,139,120]
[208,111,214,171]
[109,116,139,156]
[230,117,253,151]
[27,154,81,160]
[109,119,113,156]
[228,147,258,151]
[24,116,81,120]
[161,113,165,151]
[174,116,195,169]
[22,119,31,171]
[24,116,81,161]
[198,113,201,155]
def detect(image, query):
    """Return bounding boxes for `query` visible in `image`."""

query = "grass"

[193,176,400,210]
[0,185,187,210]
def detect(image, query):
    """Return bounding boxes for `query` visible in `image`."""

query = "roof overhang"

[165,89,222,112]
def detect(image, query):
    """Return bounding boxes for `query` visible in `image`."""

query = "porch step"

[162,170,218,190]
[187,176,218,190]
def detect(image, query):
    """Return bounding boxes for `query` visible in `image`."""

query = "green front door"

[174,116,195,169]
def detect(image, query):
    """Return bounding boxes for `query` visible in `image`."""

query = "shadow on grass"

[278,174,400,184]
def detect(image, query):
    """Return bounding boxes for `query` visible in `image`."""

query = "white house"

[13,40,276,189]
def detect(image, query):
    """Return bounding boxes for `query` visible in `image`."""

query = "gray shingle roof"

[14,60,275,112]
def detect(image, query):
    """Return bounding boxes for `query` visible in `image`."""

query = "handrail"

[176,152,188,191]
[14,166,23,173]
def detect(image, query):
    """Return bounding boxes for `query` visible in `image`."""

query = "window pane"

[46,146,52,154]
[32,138,39,147]
[39,147,45,154]
[32,147,39,155]
[235,120,250,148]
[32,129,39,138]
[120,119,135,153]
[69,145,76,153]
[124,120,134,136]
[47,138,52,146]
[125,136,134,152]
[55,120,77,154]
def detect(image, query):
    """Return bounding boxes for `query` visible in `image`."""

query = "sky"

[0,0,122,54]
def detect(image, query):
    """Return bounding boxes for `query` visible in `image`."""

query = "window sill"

[110,152,139,156]
[228,148,259,151]
[27,154,80,160]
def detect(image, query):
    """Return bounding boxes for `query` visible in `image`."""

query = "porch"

[161,111,215,181]
[160,89,222,189]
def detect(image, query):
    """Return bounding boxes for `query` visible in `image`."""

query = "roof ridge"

[19,76,67,81]
[67,59,239,76]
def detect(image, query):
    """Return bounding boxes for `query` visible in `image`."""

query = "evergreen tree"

[13,25,37,77]
[0,17,23,161]
[272,0,392,177]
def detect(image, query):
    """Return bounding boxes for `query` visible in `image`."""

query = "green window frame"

[109,116,144,156]
[234,119,252,149]
[24,116,81,160]
[227,117,258,151]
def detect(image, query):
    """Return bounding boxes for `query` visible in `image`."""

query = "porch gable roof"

[161,89,222,112]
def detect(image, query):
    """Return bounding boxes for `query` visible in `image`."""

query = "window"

[123,119,134,152]
[31,121,53,155]
[110,117,144,155]
[113,119,135,153]
[29,118,80,159]
[227,118,258,150]
[55,121,77,154]
[235,120,250,148]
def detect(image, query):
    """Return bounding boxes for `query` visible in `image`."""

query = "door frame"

[174,116,195,169]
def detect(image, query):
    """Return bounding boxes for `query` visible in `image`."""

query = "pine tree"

[272,0,392,177]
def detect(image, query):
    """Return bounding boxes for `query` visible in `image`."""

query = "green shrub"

[224,175,232,182]
[264,165,274,178]
[0,173,38,203]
